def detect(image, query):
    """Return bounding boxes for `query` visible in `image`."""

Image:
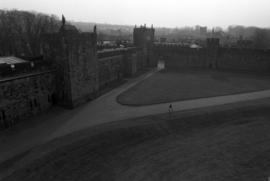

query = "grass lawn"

[117,69,270,106]
[3,99,270,181]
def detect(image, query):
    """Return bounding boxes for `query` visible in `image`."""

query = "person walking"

[169,104,173,112]
[168,104,174,118]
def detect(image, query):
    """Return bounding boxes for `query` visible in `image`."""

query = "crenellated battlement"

[155,43,203,50]
[155,43,191,48]
[155,42,270,55]
[133,25,155,47]
[97,47,140,59]
[219,47,270,55]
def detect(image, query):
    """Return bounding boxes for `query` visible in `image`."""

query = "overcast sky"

[1,0,270,28]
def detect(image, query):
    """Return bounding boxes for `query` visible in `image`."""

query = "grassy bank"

[2,99,270,181]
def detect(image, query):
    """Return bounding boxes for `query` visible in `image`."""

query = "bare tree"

[0,10,60,57]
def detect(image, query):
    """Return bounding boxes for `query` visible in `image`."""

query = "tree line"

[0,9,269,58]
[0,10,60,57]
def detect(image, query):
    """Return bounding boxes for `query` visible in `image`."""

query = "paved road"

[1,69,270,165]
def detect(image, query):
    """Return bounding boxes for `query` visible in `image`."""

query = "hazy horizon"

[1,0,270,29]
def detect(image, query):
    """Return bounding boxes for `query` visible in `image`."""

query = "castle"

[1,17,270,130]
[0,18,155,129]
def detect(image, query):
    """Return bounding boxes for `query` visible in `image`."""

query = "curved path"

[1,68,270,166]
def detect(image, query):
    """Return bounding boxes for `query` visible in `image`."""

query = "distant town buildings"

[195,25,207,35]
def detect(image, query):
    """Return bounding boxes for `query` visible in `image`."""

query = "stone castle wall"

[66,33,99,107]
[155,46,208,69]
[0,70,56,129]
[42,29,99,108]
[0,45,146,129]
[155,44,270,72]
[218,48,270,72]
[0,25,155,129]
[97,47,146,88]
[98,54,124,89]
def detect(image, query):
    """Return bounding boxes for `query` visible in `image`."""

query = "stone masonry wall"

[218,48,270,72]
[97,47,146,88]
[98,55,123,89]
[42,30,99,108]
[67,33,99,107]
[155,45,270,72]
[0,71,56,129]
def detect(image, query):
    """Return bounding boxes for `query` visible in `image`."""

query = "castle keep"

[0,19,155,129]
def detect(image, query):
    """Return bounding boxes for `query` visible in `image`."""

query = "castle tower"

[133,25,156,67]
[42,16,99,108]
